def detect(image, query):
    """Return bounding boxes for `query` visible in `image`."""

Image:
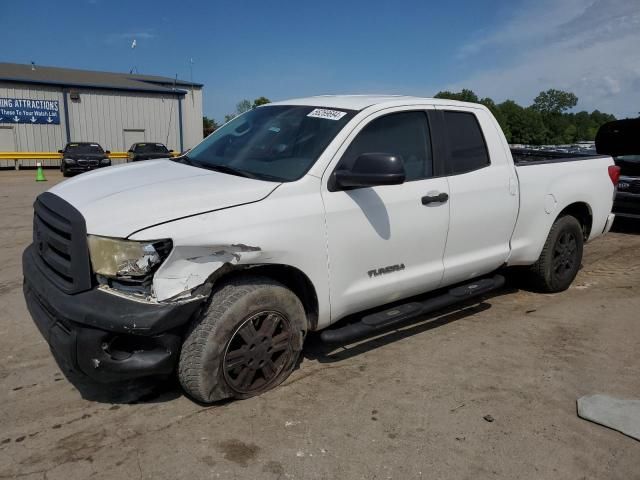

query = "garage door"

[123,129,145,150]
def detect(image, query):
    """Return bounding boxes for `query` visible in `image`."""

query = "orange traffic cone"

[35,162,47,182]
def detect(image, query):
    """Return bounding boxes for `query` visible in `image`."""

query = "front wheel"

[178,276,307,403]
[528,215,584,293]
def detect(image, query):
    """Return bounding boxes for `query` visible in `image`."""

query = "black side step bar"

[320,275,505,345]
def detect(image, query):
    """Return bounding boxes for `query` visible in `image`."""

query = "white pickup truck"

[23,96,620,403]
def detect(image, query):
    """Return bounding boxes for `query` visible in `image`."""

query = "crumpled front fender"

[152,244,265,301]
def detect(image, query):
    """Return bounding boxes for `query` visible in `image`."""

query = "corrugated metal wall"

[66,89,181,152]
[182,87,204,149]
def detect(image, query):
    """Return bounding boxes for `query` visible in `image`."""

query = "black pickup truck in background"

[596,118,640,220]
[612,155,640,219]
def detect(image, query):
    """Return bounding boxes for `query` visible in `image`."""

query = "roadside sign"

[0,98,60,125]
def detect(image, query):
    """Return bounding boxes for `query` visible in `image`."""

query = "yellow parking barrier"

[0,151,180,170]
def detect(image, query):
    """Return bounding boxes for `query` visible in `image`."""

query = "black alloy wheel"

[528,215,584,293]
[552,231,578,281]
[222,310,293,394]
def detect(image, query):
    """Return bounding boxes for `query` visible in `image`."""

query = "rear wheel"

[528,215,583,292]
[178,276,307,403]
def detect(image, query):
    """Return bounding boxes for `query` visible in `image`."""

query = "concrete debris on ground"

[577,394,640,441]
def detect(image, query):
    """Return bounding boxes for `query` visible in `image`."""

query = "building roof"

[268,94,479,111]
[0,62,203,94]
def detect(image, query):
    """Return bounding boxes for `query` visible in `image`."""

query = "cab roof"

[267,95,478,111]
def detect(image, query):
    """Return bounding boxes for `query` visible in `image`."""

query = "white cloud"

[458,0,590,58]
[451,0,640,118]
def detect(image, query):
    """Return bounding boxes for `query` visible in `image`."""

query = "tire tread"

[178,276,305,403]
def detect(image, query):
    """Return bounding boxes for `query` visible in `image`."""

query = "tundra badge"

[368,264,406,278]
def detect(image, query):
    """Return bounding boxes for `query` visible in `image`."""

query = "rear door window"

[443,111,490,175]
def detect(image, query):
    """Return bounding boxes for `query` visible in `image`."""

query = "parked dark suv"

[613,155,640,219]
[127,143,174,162]
[59,143,111,177]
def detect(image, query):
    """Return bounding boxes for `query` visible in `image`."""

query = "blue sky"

[4,0,639,120]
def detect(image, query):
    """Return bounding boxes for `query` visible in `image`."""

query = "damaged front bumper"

[22,245,202,382]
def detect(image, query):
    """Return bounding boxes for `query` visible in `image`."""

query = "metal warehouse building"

[0,62,203,161]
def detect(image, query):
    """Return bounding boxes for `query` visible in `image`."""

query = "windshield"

[135,143,169,153]
[65,143,104,154]
[183,105,356,182]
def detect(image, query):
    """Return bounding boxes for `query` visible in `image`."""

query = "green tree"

[435,87,616,144]
[573,111,593,141]
[252,96,271,108]
[495,101,547,144]
[223,97,271,123]
[236,99,252,114]
[479,97,511,140]
[532,89,578,114]
[202,116,219,136]
[434,89,479,103]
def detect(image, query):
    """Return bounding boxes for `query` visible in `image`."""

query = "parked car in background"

[127,143,174,162]
[613,155,640,219]
[59,143,111,177]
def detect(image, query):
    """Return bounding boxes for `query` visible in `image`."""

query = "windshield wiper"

[174,156,284,182]
[201,164,258,179]
[172,154,196,166]
[200,163,285,182]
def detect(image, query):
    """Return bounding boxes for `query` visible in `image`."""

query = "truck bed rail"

[511,148,608,166]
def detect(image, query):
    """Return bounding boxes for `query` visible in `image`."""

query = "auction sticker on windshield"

[307,108,348,120]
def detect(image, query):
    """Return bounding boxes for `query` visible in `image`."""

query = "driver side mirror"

[332,153,406,191]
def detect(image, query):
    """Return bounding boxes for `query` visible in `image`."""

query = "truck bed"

[510,148,608,166]
[508,151,614,266]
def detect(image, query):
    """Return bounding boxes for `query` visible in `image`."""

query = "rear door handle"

[421,192,449,205]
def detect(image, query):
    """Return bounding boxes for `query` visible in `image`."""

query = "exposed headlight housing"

[87,235,172,280]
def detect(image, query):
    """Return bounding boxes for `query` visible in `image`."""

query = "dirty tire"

[528,215,584,293]
[178,276,307,404]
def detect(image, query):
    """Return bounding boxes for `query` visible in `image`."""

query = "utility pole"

[130,39,137,74]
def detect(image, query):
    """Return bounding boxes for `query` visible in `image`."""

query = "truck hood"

[49,159,280,237]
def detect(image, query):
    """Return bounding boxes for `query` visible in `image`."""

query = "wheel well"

[558,202,592,239]
[213,264,319,330]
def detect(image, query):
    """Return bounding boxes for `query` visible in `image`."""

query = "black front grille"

[78,159,99,167]
[33,192,92,293]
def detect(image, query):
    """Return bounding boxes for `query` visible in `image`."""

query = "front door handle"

[421,192,449,205]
